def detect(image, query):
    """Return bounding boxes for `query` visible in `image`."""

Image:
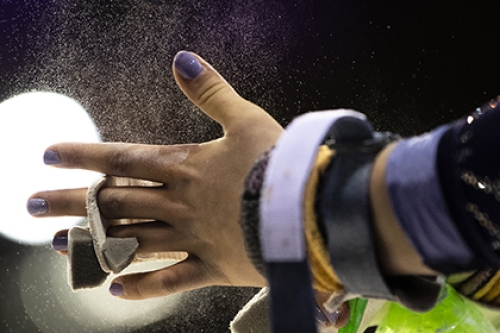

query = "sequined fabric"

[438,96,500,269]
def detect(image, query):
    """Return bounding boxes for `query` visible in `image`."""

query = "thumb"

[108,257,211,300]
[172,51,257,129]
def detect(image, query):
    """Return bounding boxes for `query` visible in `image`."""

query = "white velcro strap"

[260,109,366,262]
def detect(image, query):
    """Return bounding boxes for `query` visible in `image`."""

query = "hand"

[28,51,283,300]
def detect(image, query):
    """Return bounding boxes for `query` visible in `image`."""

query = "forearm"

[370,142,438,276]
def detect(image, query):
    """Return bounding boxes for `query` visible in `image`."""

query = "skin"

[29,52,435,323]
[31,52,281,298]
[370,143,437,277]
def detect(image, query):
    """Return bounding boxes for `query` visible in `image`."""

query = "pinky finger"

[52,229,69,255]
[109,256,212,300]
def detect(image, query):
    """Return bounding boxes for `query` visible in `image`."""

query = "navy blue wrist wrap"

[319,116,399,299]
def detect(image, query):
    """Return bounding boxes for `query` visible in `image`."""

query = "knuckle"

[98,190,125,218]
[178,202,196,220]
[196,81,229,108]
[160,271,180,295]
[107,148,131,176]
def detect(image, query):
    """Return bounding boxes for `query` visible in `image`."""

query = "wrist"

[370,141,437,276]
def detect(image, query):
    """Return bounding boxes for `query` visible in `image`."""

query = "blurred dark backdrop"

[1,1,499,332]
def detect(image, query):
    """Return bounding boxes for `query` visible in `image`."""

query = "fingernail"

[324,308,341,326]
[44,150,61,165]
[52,230,68,252]
[27,198,49,215]
[109,282,124,296]
[315,306,341,327]
[174,51,203,80]
[315,306,329,326]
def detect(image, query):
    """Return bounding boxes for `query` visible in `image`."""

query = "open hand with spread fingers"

[27,51,283,299]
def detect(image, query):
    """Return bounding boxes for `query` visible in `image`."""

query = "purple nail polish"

[315,306,341,327]
[52,234,68,252]
[315,306,329,326]
[324,308,341,326]
[27,198,49,215]
[109,283,124,296]
[44,150,61,165]
[174,51,203,80]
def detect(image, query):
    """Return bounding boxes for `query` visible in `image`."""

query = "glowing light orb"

[0,92,100,244]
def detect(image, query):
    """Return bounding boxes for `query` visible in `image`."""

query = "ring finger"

[107,221,194,253]
[28,188,87,217]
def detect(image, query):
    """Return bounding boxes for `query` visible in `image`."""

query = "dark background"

[1,1,500,332]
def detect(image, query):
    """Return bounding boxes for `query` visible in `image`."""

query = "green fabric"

[339,298,368,333]
[375,285,496,332]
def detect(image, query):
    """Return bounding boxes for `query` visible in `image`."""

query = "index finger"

[44,142,196,182]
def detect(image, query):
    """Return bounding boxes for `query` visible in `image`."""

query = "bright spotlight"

[0,92,101,245]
